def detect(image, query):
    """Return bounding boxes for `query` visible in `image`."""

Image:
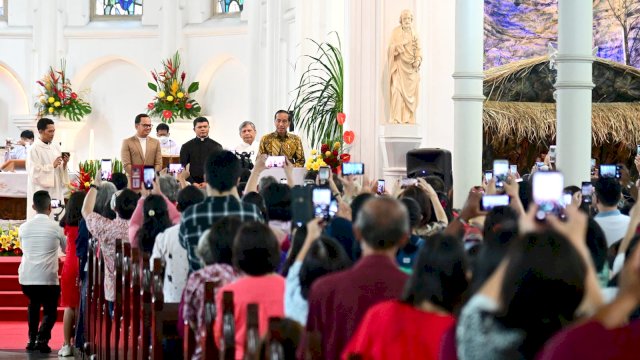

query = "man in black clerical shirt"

[180,117,222,187]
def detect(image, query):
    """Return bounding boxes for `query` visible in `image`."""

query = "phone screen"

[143,166,155,190]
[563,193,573,208]
[494,160,508,187]
[484,171,493,182]
[401,178,418,187]
[101,159,112,181]
[266,156,286,168]
[377,180,385,194]
[319,166,330,181]
[636,145,640,156]
[510,165,517,174]
[581,182,593,204]
[549,145,557,163]
[599,164,617,178]
[341,162,364,176]
[50,199,61,208]
[168,163,184,178]
[481,194,510,211]
[532,172,564,220]
[313,188,332,219]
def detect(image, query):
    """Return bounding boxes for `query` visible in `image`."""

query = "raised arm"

[245,154,267,194]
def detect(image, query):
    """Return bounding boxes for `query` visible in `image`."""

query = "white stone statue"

[388,9,422,124]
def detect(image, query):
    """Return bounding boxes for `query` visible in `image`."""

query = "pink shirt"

[214,274,285,360]
[128,194,180,247]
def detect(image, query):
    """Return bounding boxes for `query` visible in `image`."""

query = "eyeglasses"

[139,124,153,128]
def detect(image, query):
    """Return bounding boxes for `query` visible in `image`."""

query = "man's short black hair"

[20,130,34,140]
[110,172,128,191]
[36,118,54,131]
[156,123,170,132]
[274,110,290,121]
[205,150,240,192]
[33,190,51,213]
[193,117,209,128]
[233,222,281,275]
[134,114,149,125]
[594,177,622,207]
[177,185,205,212]
[115,189,139,220]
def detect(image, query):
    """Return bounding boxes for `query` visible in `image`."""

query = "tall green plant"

[290,34,344,149]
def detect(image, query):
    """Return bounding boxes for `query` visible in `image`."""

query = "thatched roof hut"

[482,56,640,172]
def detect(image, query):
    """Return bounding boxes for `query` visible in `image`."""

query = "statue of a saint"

[388,9,422,124]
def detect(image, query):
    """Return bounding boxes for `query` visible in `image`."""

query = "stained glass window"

[0,0,7,20]
[94,0,143,17]
[216,0,243,15]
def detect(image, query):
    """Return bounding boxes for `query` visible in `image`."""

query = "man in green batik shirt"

[257,110,306,167]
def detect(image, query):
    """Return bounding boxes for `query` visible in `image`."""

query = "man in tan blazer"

[121,114,163,177]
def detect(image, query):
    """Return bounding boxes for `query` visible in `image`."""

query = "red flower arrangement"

[321,142,349,173]
[70,168,92,193]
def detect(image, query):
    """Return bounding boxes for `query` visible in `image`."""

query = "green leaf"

[188,82,199,93]
[147,82,158,92]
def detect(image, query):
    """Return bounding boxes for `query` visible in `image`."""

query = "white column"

[556,0,593,187]
[160,0,184,56]
[452,0,484,208]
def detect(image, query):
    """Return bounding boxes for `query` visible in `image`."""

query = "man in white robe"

[26,118,70,219]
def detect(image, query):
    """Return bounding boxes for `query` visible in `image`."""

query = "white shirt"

[137,136,147,158]
[18,214,66,285]
[150,224,189,302]
[284,261,308,325]
[159,137,181,156]
[234,141,258,163]
[26,139,70,219]
[594,210,630,247]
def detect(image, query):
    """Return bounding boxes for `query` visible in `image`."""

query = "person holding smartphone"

[26,118,70,220]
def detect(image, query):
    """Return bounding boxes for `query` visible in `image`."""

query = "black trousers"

[21,285,60,343]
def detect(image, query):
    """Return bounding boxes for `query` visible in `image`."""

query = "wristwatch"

[89,184,99,190]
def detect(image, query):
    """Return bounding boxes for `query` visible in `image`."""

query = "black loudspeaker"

[406,148,452,191]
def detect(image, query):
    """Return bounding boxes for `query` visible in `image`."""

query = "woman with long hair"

[57,191,86,357]
[135,194,172,254]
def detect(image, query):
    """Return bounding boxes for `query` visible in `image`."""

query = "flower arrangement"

[35,60,92,122]
[70,159,123,193]
[0,226,22,256]
[306,141,351,173]
[147,51,202,123]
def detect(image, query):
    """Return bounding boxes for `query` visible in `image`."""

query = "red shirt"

[304,255,409,360]
[342,300,455,360]
[537,319,640,360]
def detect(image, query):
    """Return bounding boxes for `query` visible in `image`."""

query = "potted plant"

[35,60,92,122]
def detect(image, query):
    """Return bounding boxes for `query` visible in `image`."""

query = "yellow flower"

[166,95,174,102]
[311,149,317,155]
[48,97,55,104]
[177,92,184,99]
[158,91,165,98]
[48,107,54,113]
[312,163,320,171]
[325,151,331,157]
[170,79,179,95]
[54,101,61,107]
[333,142,341,150]
[84,182,91,188]
[45,82,52,90]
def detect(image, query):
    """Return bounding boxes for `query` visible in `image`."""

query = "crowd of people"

[13,113,640,359]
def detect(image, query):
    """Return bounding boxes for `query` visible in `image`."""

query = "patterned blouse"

[182,263,240,359]
[257,131,305,167]
[84,213,130,302]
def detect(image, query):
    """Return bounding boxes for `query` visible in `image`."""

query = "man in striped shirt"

[179,150,264,273]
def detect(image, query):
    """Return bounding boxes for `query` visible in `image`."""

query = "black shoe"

[36,342,51,353]
[25,342,37,352]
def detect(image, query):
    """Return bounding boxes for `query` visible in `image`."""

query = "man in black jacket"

[180,117,223,187]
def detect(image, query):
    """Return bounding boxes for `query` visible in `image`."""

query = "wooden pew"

[150,258,180,360]
[93,246,105,360]
[201,281,219,360]
[266,317,285,359]
[111,238,123,359]
[183,319,196,360]
[101,250,112,360]
[138,255,152,360]
[244,303,260,360]
[83,238,96,358]
[220,291,235,360]
[119,242,132,360]
[129,247,141,360]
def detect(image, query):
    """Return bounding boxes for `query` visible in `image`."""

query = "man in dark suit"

[180,117,222,188]
[121,114,163,177]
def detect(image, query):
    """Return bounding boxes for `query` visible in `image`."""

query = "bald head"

[355,197,410,250]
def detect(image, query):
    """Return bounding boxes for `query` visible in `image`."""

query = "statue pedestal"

[379,124,422,186]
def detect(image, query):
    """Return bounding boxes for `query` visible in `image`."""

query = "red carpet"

[0,257,64,350]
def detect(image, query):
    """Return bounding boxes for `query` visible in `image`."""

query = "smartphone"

[581,181,593,204]
[280,178,288,184]
[328,199,339,218]
[143,166,155,190]
[599,164,617,178]
[636,145,640,156]
[549,145,557,163]
[535,161,545,169]
[50,199,61,209]
[563,193,573,208]
[101,159,112,181]
[484,171,493,182]
[480,194,510,211]
[509,165,517,175]
[341,162,364,176]
[532,171,564,220]
[401,178,418,187]
[493,159,509,188]
[377,179,385,194]
[312,187,332,219]
[291,186,313,229]
[168,163,184,178]
[266,156,286,168]
[61,151,70,158]
[319,166,331,183]
[591,159,596,175]
[303,179,315,186]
